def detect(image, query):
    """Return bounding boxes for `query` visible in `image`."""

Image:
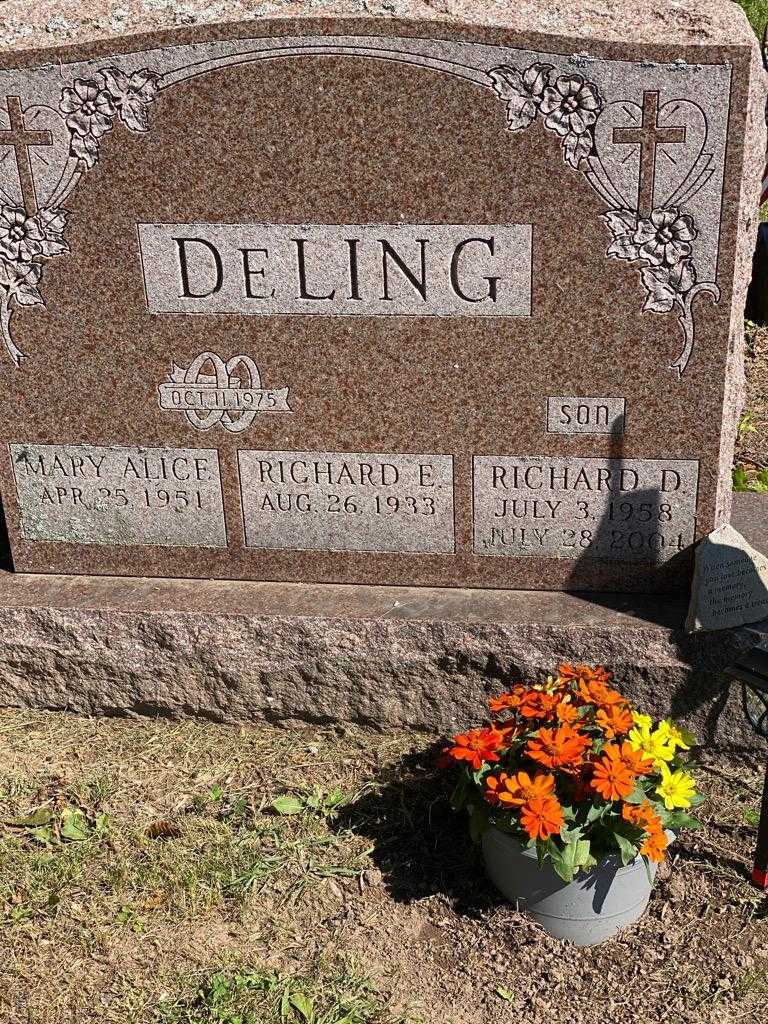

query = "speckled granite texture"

[0,567,759,746]
[0,492,762,746]
[0,1,761,51]
[0,0,762,593]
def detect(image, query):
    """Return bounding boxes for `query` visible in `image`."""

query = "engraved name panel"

[547,397,626,435]
[138,223,532,317]
[473,456,699,562]
[10,444,227,548]
[238,451,455,553]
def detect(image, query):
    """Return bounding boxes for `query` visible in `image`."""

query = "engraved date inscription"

[238,451,455,554]
[10,443,227,548]
[473,456,698,562]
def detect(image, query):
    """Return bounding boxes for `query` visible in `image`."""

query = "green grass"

[0,774,372,928]
[154,961,417,1024]
[736,0,768,38]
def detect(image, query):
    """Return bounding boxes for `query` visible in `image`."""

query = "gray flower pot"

[482,825,660,946]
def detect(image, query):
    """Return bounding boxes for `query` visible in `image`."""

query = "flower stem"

[0,291,25,367]
[670,282,721,378]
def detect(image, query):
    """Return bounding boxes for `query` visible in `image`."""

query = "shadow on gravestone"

[561,419,740,745]
[0,491,12,572]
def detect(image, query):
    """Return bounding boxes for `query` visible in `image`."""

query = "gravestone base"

[0,568,761,748]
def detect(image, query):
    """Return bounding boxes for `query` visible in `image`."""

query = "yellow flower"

[656,719,696,752]
[655,764,696,810]
[627,722,675,768]
[631,712,653,731]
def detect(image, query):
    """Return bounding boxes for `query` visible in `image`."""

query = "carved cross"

[613,91,687,217]
[0,96,54,214]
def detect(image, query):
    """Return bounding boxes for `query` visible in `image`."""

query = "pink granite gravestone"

[0,0,762,594]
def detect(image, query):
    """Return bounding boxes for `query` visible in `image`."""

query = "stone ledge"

[0,568,758,747]
[0,491,764,745]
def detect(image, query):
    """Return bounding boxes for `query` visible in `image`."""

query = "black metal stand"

[753,761,768,890]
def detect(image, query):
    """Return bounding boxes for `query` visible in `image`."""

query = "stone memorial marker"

[0,0,762,592]
[686,523,768,632]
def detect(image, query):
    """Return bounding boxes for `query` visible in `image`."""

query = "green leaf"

[323,788,347,809]
[585,802,607,824]
[624,780,649,805]
[495,986,515,1002]
[536,838,548,869]
[449,773,469,813]
[271,796,306,816]
[10,806,54,828]
[548,837,592,883]
[467,802,489,844]
[612,831,638,866]
[60,808,89,842]
[29,826,54,844]
[280,984,292,1021]
[289,991,314,1022]
[547,844,572,883]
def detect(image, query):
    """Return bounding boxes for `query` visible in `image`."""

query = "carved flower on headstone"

[0,205,67,262]
[539,75,602,168]
[59,65,161,169]
[641,260,697,314]
[489,63,553,131]
[633,207,697,267]
[60,79,117,166]
[489,64,602,170]
[0,205,68,364]
[99,67,162,133]
[0,206,47,262]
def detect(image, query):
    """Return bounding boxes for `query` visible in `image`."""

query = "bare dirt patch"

[0,710,766,1024]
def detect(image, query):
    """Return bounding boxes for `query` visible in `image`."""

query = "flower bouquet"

[442,664,702,943]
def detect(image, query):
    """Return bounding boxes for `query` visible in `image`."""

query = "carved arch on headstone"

[0,34,726,372]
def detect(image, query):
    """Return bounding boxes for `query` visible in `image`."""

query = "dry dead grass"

[0,709,767,1024]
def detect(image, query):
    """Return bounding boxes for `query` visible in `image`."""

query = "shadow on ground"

[336,742,504,917]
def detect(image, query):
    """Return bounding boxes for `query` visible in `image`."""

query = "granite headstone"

[0,0,762,592]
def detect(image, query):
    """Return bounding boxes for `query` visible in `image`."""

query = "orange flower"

[558,663,611,687]
[484,771,510,805]
[494,771,556,807]
[590,744,636,801]
[488,687,526,714]
[519,796,564,840]
[596,704,633,738]
[640,829,668,863]
[445,727,506,771]
[617,741,655,776]
[518,690,562,721]
[577,678,626,708]
[622,801,668,863]
[622,799,661,831]
[555,700,579,725]
[526,725,592,771]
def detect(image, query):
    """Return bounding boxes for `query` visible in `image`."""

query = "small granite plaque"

[473,457,698,561]
[10,444,226,548]
[686,523,768,631]
[547,398,626,435]
[238,451,455,553]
